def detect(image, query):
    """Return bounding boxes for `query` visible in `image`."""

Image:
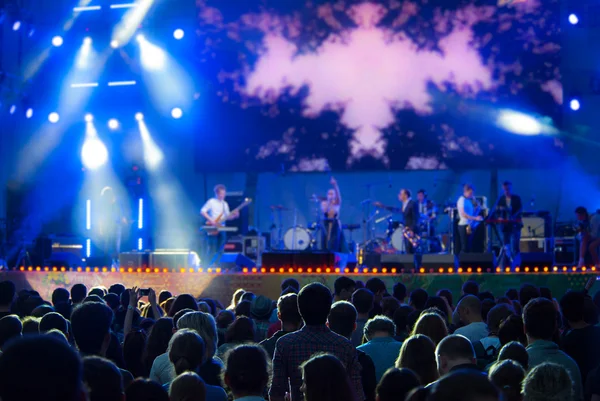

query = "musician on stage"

[399,189,419,253]
[201,184,239,266]
[456,184,483,254]
[99,186,127,267]
[575,206,600,268]
[491,181,523,259]
[321,177,348,253]
[417,189,437,235]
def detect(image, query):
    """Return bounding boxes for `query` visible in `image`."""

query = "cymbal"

[270,205,290,211]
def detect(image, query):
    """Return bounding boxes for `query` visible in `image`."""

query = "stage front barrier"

[1,271,594,307]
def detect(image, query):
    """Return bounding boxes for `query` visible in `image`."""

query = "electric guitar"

[466,198,483,235]
[205,198,252,236]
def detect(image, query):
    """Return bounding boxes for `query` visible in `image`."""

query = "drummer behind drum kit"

[269,196,445,255]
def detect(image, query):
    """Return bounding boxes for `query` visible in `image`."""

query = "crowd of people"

[0,275,599,401]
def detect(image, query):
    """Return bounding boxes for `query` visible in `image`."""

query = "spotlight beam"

[111,0,155,48]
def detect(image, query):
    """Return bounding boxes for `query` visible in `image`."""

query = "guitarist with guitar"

[200,184,244,267]
[456,184,484,254]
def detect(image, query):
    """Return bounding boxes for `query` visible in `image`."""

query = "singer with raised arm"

[320,177,348,253]
[456,184,483,254]
[201,184,239,267]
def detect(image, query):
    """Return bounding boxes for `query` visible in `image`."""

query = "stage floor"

[1,271,594,306]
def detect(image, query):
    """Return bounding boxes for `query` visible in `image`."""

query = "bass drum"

[284,227,313,250]
[390,227,406,253]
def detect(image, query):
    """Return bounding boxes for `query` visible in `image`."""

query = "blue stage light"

[137,35,166,70]
[173,29,184,40]
[135,112,144,121]
[48,112,60,123]
[570,98,581,111]
[9,105,16,115]
[26,108,33,118]
[171,107,183,119]
[81,137,108,170]
[85,113,94,122]
[108,119,119,130]
[52,36,63,47]
[12,21,21,31]
[568,14,579,25]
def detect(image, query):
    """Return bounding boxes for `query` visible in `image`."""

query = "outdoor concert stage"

[2,269,595,306]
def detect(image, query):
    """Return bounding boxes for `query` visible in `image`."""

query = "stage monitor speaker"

[120,252,151,269]
[380,254,416,271]
[262,252,342,269]
[457,253,496,271]
[421,254,458,270]
[518,252,554,268]
[219,253,256,271]
[45,252,84,268]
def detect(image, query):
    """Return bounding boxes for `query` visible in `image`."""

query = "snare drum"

[284,227,313,250]
[390,227,406,252]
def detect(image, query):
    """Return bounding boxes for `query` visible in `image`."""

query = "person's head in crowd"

[71,283,87,304]
[393,282,407,303]
[241,291,256,303]
[519,284,540,308]
[480,299,496,322]
[435,334,476,376]
[486,303,514,337]
[497,296,513,306]
[21,316,40,335]
[46,328,69,343]
[83,356,124,401]
[280,286,297,297]
[169,329,205,375]
[409,288,428,310]
[173,308,194,328]
[355,280,365,289]
[300,353,354,401]
[161,297,175,314]
[83,295,105,304]
[197,301,210,314]
[108,283,126,296]
[200,298,217,317]
[144,317,174,369]
[456,295,483,325]
[235,300,252,317]
[405,387,430,401]
[498,315,527,345]
[523,298,557,344]
[71,302,113,356]
[393,305,413,337]
[0,335,84,401]
[170,372,206,401]
[583,295,598,325]
[424,296,449,318]
[327,301,357,339]
[427,370,500,401]
[0,280,16,310]
[125,379,170,401]
[411,311,448,346]
[23,296,46,316]
[497,341,529,370]
[158,290,172,305]
[437,289,453,308]
[250,295,273,321]
[522,363,574,401]
[462,281,479,296]
[39,311,68,337]
[281,278,300,293]
[89,287,107,298]
[51,288,70,306]
[104,293,120,310]
[177,311,219,361]
[560,290,586,327]
[488,360,525,401]
[0,315,22,349]
[169,294,199,317]
[352,288,374,318]
[334,276,356,301]
[223,345,271,399]
[366,278,387,303]
[381,296,400,318]
[512,300,523,316]
[478,291,495,302]
[298,283,333,326]
[228,289,245,310]
[216,309,235,329]
[539,287,553,301]
[396,334,439,385]
[124,330,148,378]
[363,315,396,341]
[225,316,255,344]
[376,368,420,401]
[278,293,302,332]
[505,288,518,301]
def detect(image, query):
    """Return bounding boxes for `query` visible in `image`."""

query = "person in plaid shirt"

[269,283,364,401]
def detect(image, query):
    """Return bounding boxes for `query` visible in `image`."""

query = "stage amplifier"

[119,250,199,270]
[243,235,266,264]
[554,237,577,265]
[520,237,553,253]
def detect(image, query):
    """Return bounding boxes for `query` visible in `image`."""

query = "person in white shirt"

[456,184,483,254]
[454,295,489,343]
[201,184,239,266]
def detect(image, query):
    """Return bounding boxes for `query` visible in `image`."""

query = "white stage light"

[81,137,108,170]
[138,119,164,170]
[136,34,145,42]
[9,105,16,115]
[85,113,94,122]
[171,107,183,119]
[48,112,60,123]
[138,36,166,70]
[84,37,92,45]
[569,14,579,25]
[497,110,542,136]
[570,99,581,111]
[110,40,119,49]
[135,112,144,121]
[12,21,21,31]
[173,29,184,40]
[52,36,64,47]
[26,108,33,118]
[108,119,119,130]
